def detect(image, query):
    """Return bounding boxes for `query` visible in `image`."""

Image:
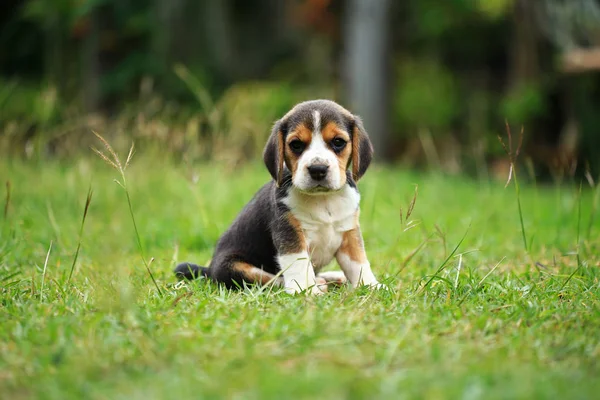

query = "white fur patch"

[335,252,380,288]
[313,110,321,132]
[277,251,323,295]
[317,270,348,284]
[283,185,360,271]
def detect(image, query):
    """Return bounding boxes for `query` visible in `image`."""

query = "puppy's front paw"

[315,276,329,293]
[284,281,326,296]
[317,271,347,286]
[371,282,389,291]
[310,285,326,295]
[357,280,389,291]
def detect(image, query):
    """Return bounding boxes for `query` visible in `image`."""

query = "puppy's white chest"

[284,186,360,270]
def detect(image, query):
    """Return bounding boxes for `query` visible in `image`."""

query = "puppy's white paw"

[315,277,329,293]
[284,281,326,296]
[371,282,389,291]
[357,281,389,291]
[317,271,348,286]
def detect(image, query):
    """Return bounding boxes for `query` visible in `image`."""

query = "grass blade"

[419,225,470,293]
[41,240,53,301]
[587,174,599,240]
[499,122,528,252]
[477,257,505,287]
[68,185,93,284]
[405,184,418,220]
[92,132,163,296]
[454,254,463,289]
[513,171,528,252]
[3,180,10,220]
[124,188,162,296]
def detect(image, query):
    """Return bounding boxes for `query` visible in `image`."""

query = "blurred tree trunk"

[508,0,539,89]
[81,11,100,112]
[343,0,392,160]
[204,0,236,80]
[44,11,64,95]
[510,0,579,171]
[153,0,181,65]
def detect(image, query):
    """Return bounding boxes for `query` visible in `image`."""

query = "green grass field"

[1,152,599,399]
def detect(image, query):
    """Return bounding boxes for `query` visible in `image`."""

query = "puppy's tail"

[174,262,210,280]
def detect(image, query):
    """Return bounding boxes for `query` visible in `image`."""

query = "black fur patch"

[263,122,283,184]
[346,170,357,189]
[353,117,374,180]
[174,262,209,280]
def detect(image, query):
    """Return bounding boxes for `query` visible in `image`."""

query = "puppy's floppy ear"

[351,116,374,181]
[263,119,286,186]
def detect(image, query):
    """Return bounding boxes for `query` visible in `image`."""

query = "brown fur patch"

[322,121,352,182]
[338,223,367,263]
[285,123,313,176]
[337,144,353,182]
[231,261,274,285]
[321,122,349,142]
[290,123,313,143]
[285,212,306,253]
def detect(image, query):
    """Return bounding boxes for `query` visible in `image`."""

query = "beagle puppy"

[175,99,383,294]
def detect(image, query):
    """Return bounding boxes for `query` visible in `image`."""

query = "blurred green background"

[1,0,600,178]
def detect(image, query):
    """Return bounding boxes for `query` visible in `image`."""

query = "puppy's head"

[263,100,373,193]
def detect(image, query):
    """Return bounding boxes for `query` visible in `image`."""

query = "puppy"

[175,99,383,294]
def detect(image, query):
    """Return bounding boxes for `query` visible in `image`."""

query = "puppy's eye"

[289,140,305,154]
[331,138,347,151]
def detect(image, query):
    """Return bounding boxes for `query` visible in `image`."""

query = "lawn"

[1,151,599,399]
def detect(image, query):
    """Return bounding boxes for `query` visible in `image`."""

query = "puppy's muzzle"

[307,164,329,181]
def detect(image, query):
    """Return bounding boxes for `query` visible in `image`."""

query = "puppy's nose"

[307,164,329,181]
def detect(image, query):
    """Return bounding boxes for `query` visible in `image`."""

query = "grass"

[1,151,599,399]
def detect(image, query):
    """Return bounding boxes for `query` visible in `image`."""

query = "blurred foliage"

[474,0,516,20]
[0,80,61,126]
[393,59,459,133]
[217,82,298,160]
[0,0,599,176]
[501,83,547,124]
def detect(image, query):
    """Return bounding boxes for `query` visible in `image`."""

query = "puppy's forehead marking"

[283,100,353,137]
[312,110,321,134]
